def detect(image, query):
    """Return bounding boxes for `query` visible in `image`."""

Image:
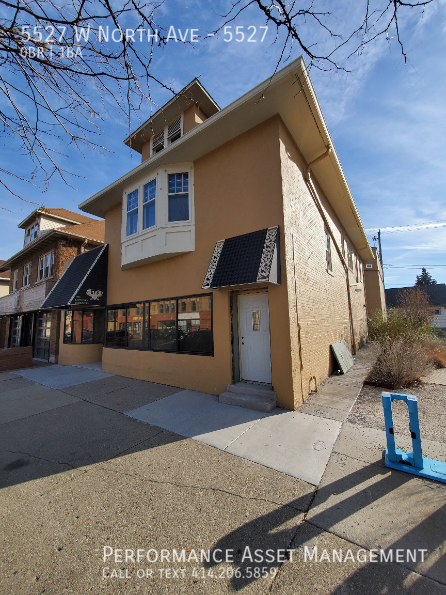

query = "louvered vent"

[152,130,164,152]
[167,117,181,139]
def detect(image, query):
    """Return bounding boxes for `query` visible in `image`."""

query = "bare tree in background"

[216,0,435,71]
[0,0,172,201]
[0,0,437,203]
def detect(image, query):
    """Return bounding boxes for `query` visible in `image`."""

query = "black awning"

[41,245,108,309]
[202,226,280,289]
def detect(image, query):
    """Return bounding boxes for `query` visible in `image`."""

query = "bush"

[368,308,433,346]
[423,337,446,368]
[366,338,434,389]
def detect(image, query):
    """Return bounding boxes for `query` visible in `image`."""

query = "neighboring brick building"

[0,208,104,362]
[51,57,385,410]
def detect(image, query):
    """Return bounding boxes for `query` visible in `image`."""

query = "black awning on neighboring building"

[202,226,280,289]
[41,245,108,309]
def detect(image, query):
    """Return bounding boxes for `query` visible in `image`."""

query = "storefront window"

[105,294,213,355]
[150,300,176,351]
[64,309,105,345]
[178,296,212,354]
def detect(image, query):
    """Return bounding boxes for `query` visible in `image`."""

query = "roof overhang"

[123,78,220,154]
[0,230,104,271]
[81,57,373,260]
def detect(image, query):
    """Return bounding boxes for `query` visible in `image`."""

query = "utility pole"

[372,230,384,283]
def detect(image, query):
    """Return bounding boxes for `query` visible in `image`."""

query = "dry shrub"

[424,337,446,368]
[366,338,434,389]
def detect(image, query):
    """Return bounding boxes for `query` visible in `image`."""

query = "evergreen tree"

[415,268,437,286]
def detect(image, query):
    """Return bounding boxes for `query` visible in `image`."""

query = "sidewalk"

[1,346,445,594]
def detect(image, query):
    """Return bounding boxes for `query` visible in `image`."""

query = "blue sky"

[1,0,445,288]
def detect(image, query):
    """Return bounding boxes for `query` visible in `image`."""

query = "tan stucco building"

[52,58,384,410]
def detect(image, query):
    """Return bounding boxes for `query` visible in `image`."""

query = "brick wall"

[8,238,99,294]
[279,120,367,404]
[0,346,32,372]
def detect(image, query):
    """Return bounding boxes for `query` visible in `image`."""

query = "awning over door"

[202,226,280,289]
[41,245,108,309]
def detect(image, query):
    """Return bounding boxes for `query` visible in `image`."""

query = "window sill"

[326,268,335,277]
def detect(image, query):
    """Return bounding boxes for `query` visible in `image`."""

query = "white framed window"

[143,179,156,229]
[168,172,189,222]
[167,116,182,144]
[13,269,18,291]
[25,222,39,245]
[150,115,183,157]
[435,309,441,315]
[38,251,54,281]
[126,190,139,236]
[23,262,32,287]
[151,130,164,155]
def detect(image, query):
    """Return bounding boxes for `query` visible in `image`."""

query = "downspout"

[304,147,357,355]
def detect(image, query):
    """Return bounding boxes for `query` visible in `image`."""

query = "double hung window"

[126,190,138,236]
[25,223,39,245]
[38,252,54,281]
[143,179,156,229]
[168,173,189,222]
[23,262,32,286]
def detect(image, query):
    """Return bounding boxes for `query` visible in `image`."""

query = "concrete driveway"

[1,347,446,594]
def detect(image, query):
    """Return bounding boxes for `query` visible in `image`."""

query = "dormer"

[19,207,98,246]
[124,79,220,164]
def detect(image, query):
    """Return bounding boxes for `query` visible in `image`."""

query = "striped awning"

[202,226,280,289]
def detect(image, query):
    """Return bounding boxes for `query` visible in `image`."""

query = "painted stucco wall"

[183,104,207,134]
[279,119,367,404]
[102,116,296,407]
[57,318,103,365]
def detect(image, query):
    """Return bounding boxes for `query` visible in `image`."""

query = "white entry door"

[239,293,272,383]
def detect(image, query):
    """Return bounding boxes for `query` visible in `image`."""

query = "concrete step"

[226,382,276,399]
[219,387,276,412]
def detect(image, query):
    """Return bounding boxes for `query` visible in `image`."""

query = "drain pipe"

[305,147,357,355]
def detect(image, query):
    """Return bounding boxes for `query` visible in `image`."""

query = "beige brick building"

[52,57,384,410]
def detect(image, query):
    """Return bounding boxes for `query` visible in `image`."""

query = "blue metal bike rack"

[382,392,446,484]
